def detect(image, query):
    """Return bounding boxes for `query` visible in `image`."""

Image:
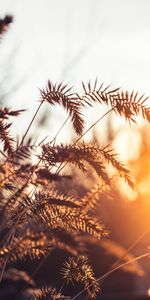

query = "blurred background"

[1,0,150,299]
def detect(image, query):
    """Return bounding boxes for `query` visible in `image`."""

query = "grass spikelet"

[40,80,84,135]
[61,255,100,299]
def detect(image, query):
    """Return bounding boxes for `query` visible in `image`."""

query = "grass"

[0,15,150,300]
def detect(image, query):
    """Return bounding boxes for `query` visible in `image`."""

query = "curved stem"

[38,116,70,147]
[112,226,150,269]
[73,107,114,146]
[71,252,150,300]
[19,101,44,147]
[56,107,114,174]
[98,226,150,288]
[51,115,70,146]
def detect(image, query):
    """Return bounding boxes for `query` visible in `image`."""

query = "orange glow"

[113,126,150,203]
[147,288,150,297]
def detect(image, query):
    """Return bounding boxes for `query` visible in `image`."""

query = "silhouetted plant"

[1,15,150,300]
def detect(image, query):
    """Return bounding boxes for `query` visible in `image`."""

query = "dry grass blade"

[41,143,133,187]
[0,108,25,119]
[0,227,81,266]
[36,168,72,182]
[80,80,120,106]
[0,108,25,156]
[0,120,14,155]
[81,183,112,213]
[97,144,134,188]
[113,90,150,122]
[0,231,54,264]
[41,143,109,183]
[35,191,81,209]
[40,80,84,135]
[31,191,107,239]
[80,80,150,123]
[15,137,36,160]
[1,187,105,242]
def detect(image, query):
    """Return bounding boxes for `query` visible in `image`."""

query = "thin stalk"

[56,107,114,174]
[38,115,70,147]
[59,280,66,293]
[73,107,114,146]
[99,226,150,288]
[112,226,150,268]
[71,252,150,300]
[19,101,44,147]
[51,115,70,146]
[48,95,82,146]
[38,135,48,146]
[0,149,7,158]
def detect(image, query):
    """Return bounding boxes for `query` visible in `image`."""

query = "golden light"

[147,288,150,297]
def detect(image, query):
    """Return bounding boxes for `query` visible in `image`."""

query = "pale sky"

[0,0,150,150]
